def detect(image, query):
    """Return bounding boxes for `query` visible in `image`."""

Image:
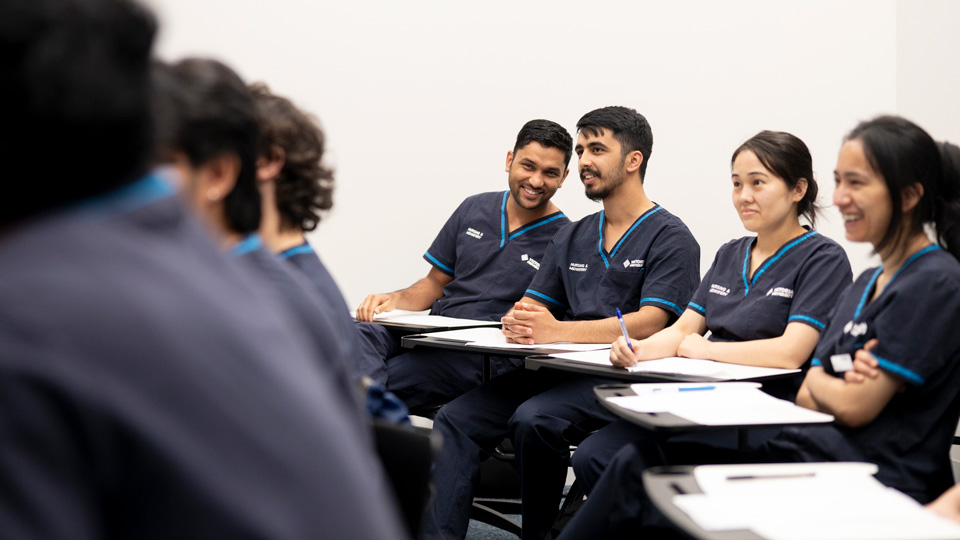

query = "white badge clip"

[830,353,854,373]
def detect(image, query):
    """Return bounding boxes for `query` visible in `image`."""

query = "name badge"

[830,353,853,373]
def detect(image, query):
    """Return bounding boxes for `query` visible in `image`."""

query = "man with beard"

[354,119,572,410]
[423,106,701,540]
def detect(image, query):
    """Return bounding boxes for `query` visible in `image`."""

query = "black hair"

[576,106,654,182]
[732,131,820,227]
[846,115,960,260]
[156,58,261,235]
[1,0,156,225]
[249,83,333,232]
[513,119,573,169]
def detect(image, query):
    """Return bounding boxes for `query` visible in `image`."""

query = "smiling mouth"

[842,214,862,223]
[521,185,542,197]
[581,169,600,182]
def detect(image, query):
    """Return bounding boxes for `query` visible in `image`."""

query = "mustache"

[580,167,600,180]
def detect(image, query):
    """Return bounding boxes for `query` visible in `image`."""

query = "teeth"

[843,214,861,222]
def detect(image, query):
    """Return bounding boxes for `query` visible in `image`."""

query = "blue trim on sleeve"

[230,234,263,257]
[499,191,509,249]
[788,314,826,329]
[810,358,822,367]
[687,302,706,314]
[641,297,682,316]
[874,354,925,385]
[525,289,567,308]
[424,251,454,275]
[508,213,567,240]
[854,267,883,318]
[279,243,314,259]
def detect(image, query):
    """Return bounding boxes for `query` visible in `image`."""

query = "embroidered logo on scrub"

[843,320,868,337]
[568,262,588,272]
[766,287,794,299]
[521,254,540,270]
[709,284,730,296]
[466,228,484,239]
[622,259,644,269]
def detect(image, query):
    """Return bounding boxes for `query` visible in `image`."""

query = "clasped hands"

[501,302,561,345]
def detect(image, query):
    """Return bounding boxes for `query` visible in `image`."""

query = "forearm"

[800,367,899,427]
[551,307,671,344]
[695,337,807,369]
[389,278,443,311]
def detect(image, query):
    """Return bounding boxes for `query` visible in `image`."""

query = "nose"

[738,184,754,203]
[833,182,850,207]
[528,172,544,188]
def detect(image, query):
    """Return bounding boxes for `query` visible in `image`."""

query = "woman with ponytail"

[557,117,960,540]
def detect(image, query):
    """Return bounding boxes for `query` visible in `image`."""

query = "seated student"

[556,116,960,540]
[0,1,405,538]
[572,130,852,492]
[424,106,701,540]
[155,58,363,418]
[248,83,367,385]
[353,119,573,410]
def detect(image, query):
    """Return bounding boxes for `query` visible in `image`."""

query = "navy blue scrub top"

[796,246,960,501]
[525,204,700,321]
[689,231,852,341]
[424,191,569,320]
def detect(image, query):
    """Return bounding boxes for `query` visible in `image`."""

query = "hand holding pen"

[610,308,642,367]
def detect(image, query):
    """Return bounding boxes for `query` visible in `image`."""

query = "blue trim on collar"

[743,231,818,296]
[854,267,883,318]
[810,358,822,367]
[742,243,751,294]
[788,314,826,329]
[597,205,662,268]
[688,302,706,314]
[525,289,566,308]
[74,172,175,218]
[874,354,925,385]
[424,251,454,275]
[279,243,314,259]
[230,234,263,257]
[508,213,566,240]
[499,191,509,248]
[854,245,940,318]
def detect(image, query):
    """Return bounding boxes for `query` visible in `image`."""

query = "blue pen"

[615,307,634,352]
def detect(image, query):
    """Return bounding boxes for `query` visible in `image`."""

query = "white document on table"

[418,328,612,352]
[672,462,960,539]
[360,310,501,328]
[547,352,798,380]
[605,382,834,426]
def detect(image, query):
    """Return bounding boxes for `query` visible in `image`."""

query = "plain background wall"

[149,0,958,308]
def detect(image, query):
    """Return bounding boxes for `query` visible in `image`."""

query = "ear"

[505,150,514,173]
[792,178,809,203]
[256,146,286,183]
[204,153,241,202]
[559,168,569,188]
[624,151,644,175]
[901,182,925,213]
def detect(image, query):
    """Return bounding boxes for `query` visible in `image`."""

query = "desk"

[400,334,580,379]
[643,466,762,540]
[362,312,502,333]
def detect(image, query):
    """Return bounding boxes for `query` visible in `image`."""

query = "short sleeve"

[638,225,701,318]
[869,271,960,387]
[524,230,569,311]
[787,243,853,331]
[422,198,470,276]
[687,255,718,316]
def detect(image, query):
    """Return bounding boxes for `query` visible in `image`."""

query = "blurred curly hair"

[249,82,334,231]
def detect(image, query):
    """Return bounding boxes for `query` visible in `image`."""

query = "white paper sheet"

[546,353,799,380]
[418,328,612,352]
[672,463,960,539]
[360,310,501,329]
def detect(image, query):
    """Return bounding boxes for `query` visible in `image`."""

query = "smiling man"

[424,106,701,540]
[354,119,573,410]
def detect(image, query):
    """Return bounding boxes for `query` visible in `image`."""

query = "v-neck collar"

[498,191,566,248]
[597,205,662,268]
[853,244,941,318]
[741,230,818,296]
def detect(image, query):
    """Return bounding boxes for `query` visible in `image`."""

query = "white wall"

[148,0,957,308]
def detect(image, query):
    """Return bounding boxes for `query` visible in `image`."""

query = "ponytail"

[936,141,960,260]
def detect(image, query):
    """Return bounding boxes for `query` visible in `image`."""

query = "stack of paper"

[419,328,613,352]
[671,462,960,539]
[358,309,502,329]
[605,382,834,426]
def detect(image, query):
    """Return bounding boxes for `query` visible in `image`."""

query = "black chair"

[372,419,442,538]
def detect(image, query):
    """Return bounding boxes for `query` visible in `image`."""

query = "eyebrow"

[731,170,769,178]
[520,158,561,175]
